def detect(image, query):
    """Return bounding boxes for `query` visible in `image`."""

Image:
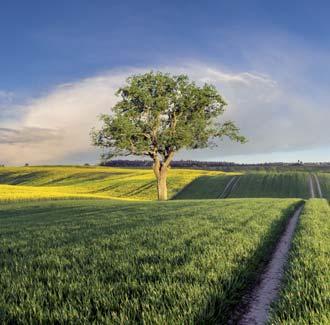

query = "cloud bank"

[1,62,330,165]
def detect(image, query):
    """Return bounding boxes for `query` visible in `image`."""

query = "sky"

[2,0,330,165]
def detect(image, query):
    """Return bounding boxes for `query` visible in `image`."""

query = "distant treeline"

[101,160,330,172]
[103,160,238,168]
[2,160,330,172]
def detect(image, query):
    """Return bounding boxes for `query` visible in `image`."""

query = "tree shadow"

[0,171,49,185]
[172,175,231,200]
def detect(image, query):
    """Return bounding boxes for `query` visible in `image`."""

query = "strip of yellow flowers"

[0,184,143,202]
[0,166,237,202]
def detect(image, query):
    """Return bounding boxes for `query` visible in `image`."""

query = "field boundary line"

[237,203,304,325]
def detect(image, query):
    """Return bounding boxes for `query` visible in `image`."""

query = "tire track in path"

[313,173,323,198]
[219,176,240,199]
[237,204,304,325]
[309,174,316,198]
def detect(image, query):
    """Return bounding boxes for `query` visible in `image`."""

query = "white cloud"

[1,62,330,165]
[0,69,140,164]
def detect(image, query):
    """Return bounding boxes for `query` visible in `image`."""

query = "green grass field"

[269,199,330,324]
[0,166,225,201]
[1,166,328,323]
[228,172,310,199]
[175,172,311,200]
[0,198,300,323]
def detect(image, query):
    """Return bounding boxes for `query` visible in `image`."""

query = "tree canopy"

[92,71,246,200]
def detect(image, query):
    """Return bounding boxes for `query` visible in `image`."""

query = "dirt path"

[313,173,323,198]
[309,174,316,198]
[237,205,304,325]
[219,176,240,198]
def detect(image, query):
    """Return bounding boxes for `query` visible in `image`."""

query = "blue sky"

[1,0,330,165]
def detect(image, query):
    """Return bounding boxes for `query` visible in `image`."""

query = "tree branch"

[164,150,175,167]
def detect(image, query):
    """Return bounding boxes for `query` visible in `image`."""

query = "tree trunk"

[153,159,168,201]
[157,165,168,200]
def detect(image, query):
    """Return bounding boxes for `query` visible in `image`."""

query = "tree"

[91,72,246,200]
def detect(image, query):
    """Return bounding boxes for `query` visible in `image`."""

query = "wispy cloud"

[0,127,59,144]
[0,90,14,110]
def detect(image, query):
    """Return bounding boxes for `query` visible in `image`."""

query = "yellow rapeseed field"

[0,166,234,201]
